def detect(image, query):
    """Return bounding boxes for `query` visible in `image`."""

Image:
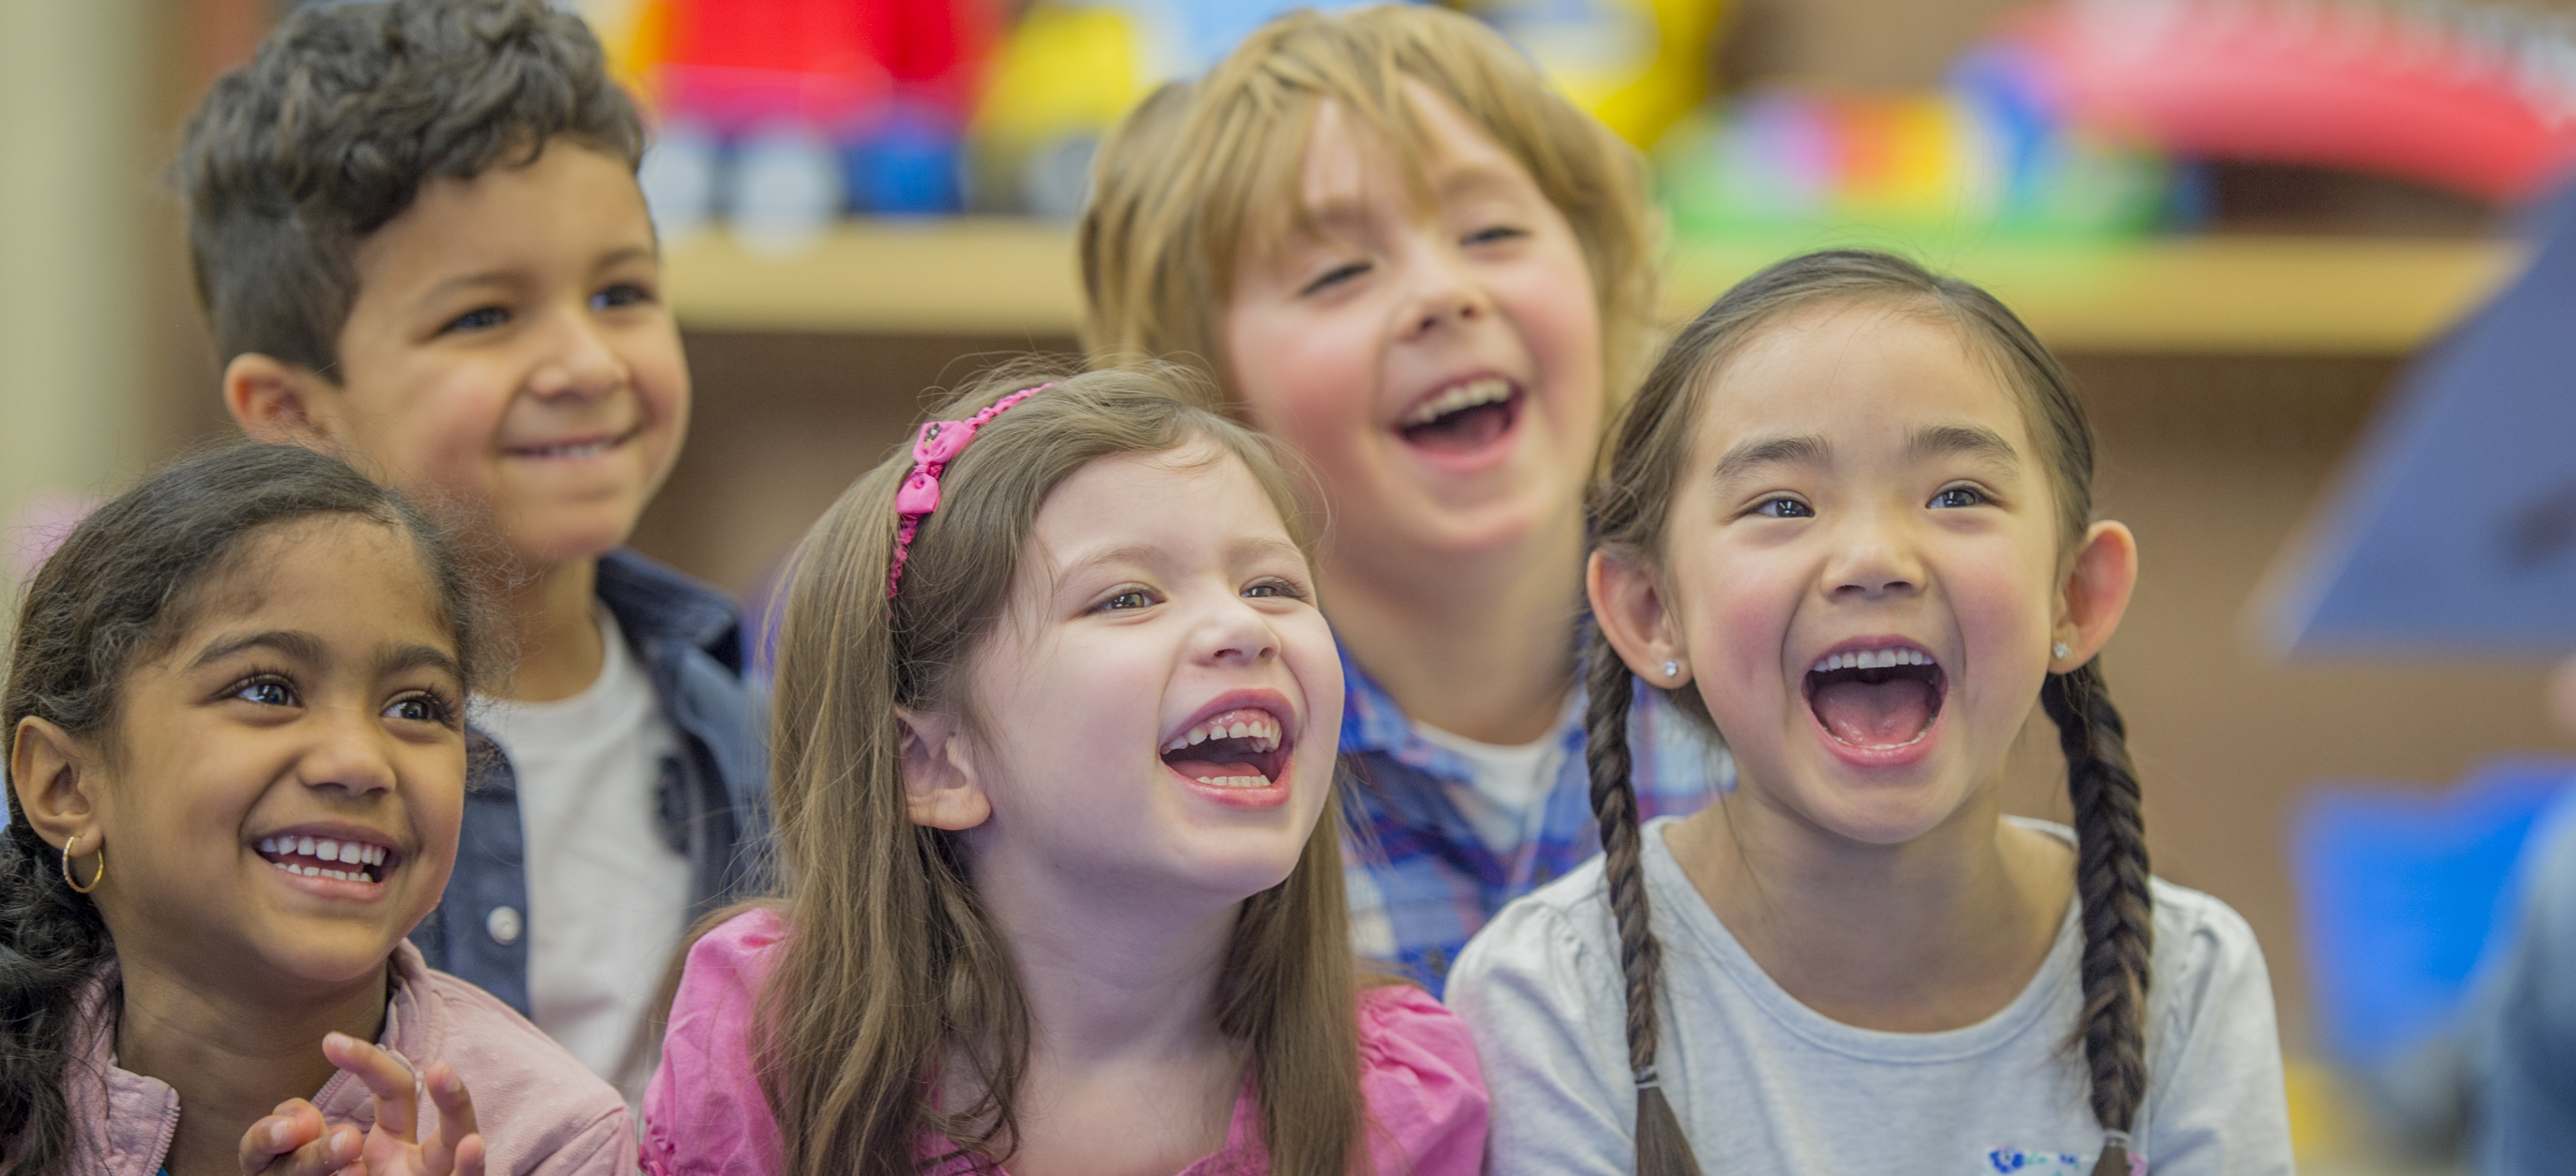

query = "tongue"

[1166,758,1268,783]
[1812,678,1936,748]
[1399,401,1512,452]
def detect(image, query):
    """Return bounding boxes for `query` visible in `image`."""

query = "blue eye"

[1754,497,1813,519]
[444,306,508,334]
[1300,261,1370,296]
[231,677,297,707]
[592,282,652,311]
[1930,486,1986,509]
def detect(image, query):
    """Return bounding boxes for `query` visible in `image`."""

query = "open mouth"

[1395,376,1522,454]
[1804,644,1946,750]
[503,425,638,461]
[257,833,398,884]
[1158,707,1292,789]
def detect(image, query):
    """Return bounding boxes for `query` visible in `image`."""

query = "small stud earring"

[2052,641,2071,660]
[1662,659,1681,679]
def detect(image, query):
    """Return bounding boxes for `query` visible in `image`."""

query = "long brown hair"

[1079,4,1659,406]
[754,364,1365,1176]
[1585,250,2153,1175]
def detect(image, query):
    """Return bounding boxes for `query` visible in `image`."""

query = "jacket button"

[485,905,523,946]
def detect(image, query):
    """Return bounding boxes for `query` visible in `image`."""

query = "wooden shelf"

[665,219,2523,354]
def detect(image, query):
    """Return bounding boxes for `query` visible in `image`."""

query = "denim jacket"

[408,549,772,1015]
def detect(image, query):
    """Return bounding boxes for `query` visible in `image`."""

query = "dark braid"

[2040,662,2154,1176]
[1588,249,2154,1172]
[1581,623,1701,1176]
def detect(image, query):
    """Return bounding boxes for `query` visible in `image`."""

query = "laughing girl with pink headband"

[642,366,1488,1176]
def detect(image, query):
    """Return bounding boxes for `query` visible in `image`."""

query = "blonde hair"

[1080,4,1659,404]
[751,363,1367,1176]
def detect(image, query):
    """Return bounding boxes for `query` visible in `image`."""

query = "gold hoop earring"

[62,835,103,894]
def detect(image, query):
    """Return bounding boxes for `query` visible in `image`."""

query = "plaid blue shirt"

[1336,641,1728,994]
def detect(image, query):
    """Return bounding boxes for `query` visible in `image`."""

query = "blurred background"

[8,0,2576,1169]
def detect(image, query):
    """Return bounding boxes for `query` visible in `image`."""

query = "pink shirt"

[41,942,633,1176]
[644,909,1489,1176]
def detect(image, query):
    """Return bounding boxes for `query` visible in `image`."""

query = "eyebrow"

[1908,424,2022,470]
[189,630,461,683]
[190,630,327,670]
[1709,433,1831,488]
[1055,536,1309,586]
[380,643,465,683]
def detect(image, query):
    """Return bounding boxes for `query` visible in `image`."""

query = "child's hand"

[238,1033,486,1176]
[238,1098,362,1175]
[324,1031,486,1176]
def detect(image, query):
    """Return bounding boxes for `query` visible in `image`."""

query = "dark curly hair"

[0,443,484,1175]
[174,0,645,374]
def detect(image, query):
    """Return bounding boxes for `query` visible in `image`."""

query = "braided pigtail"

[1583,622,1701,1175]
[2039,661,2154,1176]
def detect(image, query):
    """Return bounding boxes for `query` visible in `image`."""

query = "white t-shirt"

[1448,816,2295,1175]
[473,606,689,1104]
[1413,720,1567,854]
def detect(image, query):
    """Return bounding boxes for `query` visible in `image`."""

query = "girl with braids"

[1447,250,2292,1175]
[2,444,631,1176]
[643,366,1485,1176]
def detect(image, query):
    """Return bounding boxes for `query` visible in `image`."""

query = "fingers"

[421,1062,482,1176]
[322,1031,421,1142]
[237,1103,358,1176]
[452,1134,486,1176]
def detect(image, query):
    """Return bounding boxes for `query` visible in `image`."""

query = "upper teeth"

[1812,647,1933,673]
[1162,713,1284,754]
[259,835,387,867]
[1400,377,1512,427]
[521,438,616,458]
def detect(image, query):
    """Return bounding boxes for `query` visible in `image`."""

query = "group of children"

[0,1,2297,1174]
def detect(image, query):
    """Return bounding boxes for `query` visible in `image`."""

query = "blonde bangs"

[1081,4,1659,407]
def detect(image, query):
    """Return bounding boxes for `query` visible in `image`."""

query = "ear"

[223,352,344,446]
[896,708,991,831]
[11,716,99,852]
[1588,548,1692,687]
[2052,520,2139,673]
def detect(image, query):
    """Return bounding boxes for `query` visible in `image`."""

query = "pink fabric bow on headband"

[886,383,1052,599]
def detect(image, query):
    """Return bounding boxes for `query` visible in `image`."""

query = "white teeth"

[295,836,315,857]
[1810,647,1936,674]
[1399,376,1514,427]
[1193,775,1270,788]
[317,839,341,863]
[1161,713,1285,754]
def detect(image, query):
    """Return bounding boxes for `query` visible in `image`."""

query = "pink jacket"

[48,941,634,1176]
[643,909,1489,1176]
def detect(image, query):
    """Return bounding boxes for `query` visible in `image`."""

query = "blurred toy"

[967,0,1387,220]
[1468,0,1726,149]
[607,0,998,243]
[1996,0,2576,205]
[1655,78,2171,241]
[2292,761,2576,1069]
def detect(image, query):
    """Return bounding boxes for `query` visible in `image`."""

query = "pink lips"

[1160,689,1298,811]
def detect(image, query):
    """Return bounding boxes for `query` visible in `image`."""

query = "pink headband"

[886,384,1052,600]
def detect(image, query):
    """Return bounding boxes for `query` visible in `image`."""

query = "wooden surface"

[663,220,2524,354]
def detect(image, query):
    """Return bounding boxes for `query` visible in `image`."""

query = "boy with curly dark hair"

[174,0,767,1101]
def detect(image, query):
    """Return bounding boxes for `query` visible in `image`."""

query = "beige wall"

[0,0,157,590]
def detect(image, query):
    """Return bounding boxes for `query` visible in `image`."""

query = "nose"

[524,303,628,401]
[1198,595,1282,667]
[295,706,400,799]
[1397,242,1490,341]
[1823,509,1926,602]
